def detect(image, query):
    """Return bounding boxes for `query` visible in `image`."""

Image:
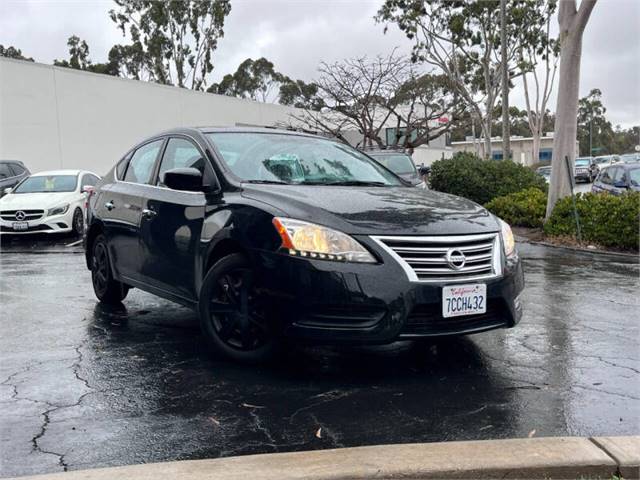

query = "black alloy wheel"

[199,253,279,363]
[91,234,129,304]
[72,208,84,235]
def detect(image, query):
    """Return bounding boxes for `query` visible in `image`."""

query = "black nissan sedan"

[85,128,524,362]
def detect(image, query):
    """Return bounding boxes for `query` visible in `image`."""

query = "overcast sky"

[1,0,638,128]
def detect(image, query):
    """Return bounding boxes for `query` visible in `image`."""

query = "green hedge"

[544,192,640,250]
[484,188,547,228]
[429,152,548,205]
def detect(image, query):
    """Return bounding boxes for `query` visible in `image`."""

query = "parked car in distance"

[365,150,424,186]
[620,153,640,163]
[0,160,30,198]
[85,127,524,363]
[0,169,100,235]
[536,166,551,183]
[593,154,621,170]
[574,156,598,183]
[592,163,640,195]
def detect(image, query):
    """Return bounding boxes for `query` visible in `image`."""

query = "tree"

[546,0,597,219]
[209,57,285,102]
[386,70,461,151]
[54,35,91,70]
[54,36,120,76]
[293,53,459,150]
[279,78,324,110]
[0,45,34,62]
[109,0,231,90]
[53,36,120,76]
[294,53,407,148]
[519,0,559,165]
[577,88,612,155]
[378,1,551,158]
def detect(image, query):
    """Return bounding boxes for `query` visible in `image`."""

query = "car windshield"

[370,153,416,174]
[621,154,640,163]
[575,158,590,166]
[628,167,640,186]
[207,132,402,186]
[13,175,77,193]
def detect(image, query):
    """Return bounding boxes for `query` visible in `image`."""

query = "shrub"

[484,188,547,228]
[430,152,548,205]
[544,192,640,250]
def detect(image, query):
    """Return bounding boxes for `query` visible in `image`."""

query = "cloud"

[1,0,638,127]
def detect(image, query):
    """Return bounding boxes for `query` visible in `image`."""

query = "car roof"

[155,126,330,140]
[29,169,94,177]
[366,150,411,156]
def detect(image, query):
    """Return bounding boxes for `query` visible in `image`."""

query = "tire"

[91,234,129,304]
[72,208,84,236]
[198,253,280,363]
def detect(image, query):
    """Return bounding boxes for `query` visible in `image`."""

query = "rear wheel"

[91,234,129,304]
[198,253,280,363]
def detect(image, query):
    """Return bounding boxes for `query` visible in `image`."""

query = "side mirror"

[3,187,12,195]
[163,167,204,192]
[82,185,95,195]
[613,180,627,188]
[418,166,431,176]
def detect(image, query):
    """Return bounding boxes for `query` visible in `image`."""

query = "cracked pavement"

[0,238,638,478]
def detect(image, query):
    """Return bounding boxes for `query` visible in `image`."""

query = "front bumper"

[252,239,524,345]
[0,211,74,235]
[574,170,591,182]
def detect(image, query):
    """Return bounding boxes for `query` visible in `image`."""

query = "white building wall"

[0,58,304,176]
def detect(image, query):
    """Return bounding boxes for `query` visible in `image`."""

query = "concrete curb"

[514,233,638,259]
[9,436,639,480]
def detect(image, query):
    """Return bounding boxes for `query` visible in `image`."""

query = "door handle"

[142,208,157,219]
[104,201,115,211]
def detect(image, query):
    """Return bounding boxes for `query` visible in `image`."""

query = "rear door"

[138,136,210,301]
[101,139,164,282]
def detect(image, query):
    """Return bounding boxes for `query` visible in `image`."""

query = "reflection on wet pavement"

[0,242,638,477]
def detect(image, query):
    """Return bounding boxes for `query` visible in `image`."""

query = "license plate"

[442,284,486,318]
[12,222,28,231]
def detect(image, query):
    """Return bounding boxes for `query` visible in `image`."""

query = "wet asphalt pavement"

[0,235,639,478]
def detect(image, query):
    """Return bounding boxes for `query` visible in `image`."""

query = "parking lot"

[0,236,638,478]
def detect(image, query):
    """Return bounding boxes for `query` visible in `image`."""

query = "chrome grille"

[372,233,502,283]
[0,210,45,221]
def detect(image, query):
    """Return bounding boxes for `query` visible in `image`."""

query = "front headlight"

[272,217,376,263]
[498,218,516,257]
[47,204,69,217]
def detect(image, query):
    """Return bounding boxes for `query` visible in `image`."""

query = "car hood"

[0,192,79,210]
[241,184,500,235]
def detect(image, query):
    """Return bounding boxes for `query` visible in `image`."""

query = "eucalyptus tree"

[518,0,560,165]
[377,0,553,158]
[109,0,231,90]
[546,0,597,218]
[0,45,34,62]
[209,57,286,102]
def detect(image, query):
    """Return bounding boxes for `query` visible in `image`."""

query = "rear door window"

[9,164,25,176]
[124,140,163,184]
[0,163,13,179]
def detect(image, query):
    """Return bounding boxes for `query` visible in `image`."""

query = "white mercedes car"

[0,169,100,235]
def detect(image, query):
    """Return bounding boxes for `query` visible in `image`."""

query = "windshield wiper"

[244,179,289,185]
[324,180,389,187]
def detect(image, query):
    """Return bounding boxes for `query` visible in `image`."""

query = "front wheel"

[198,253,281,363]
[91,234,129,304]
[72,208,84,236]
